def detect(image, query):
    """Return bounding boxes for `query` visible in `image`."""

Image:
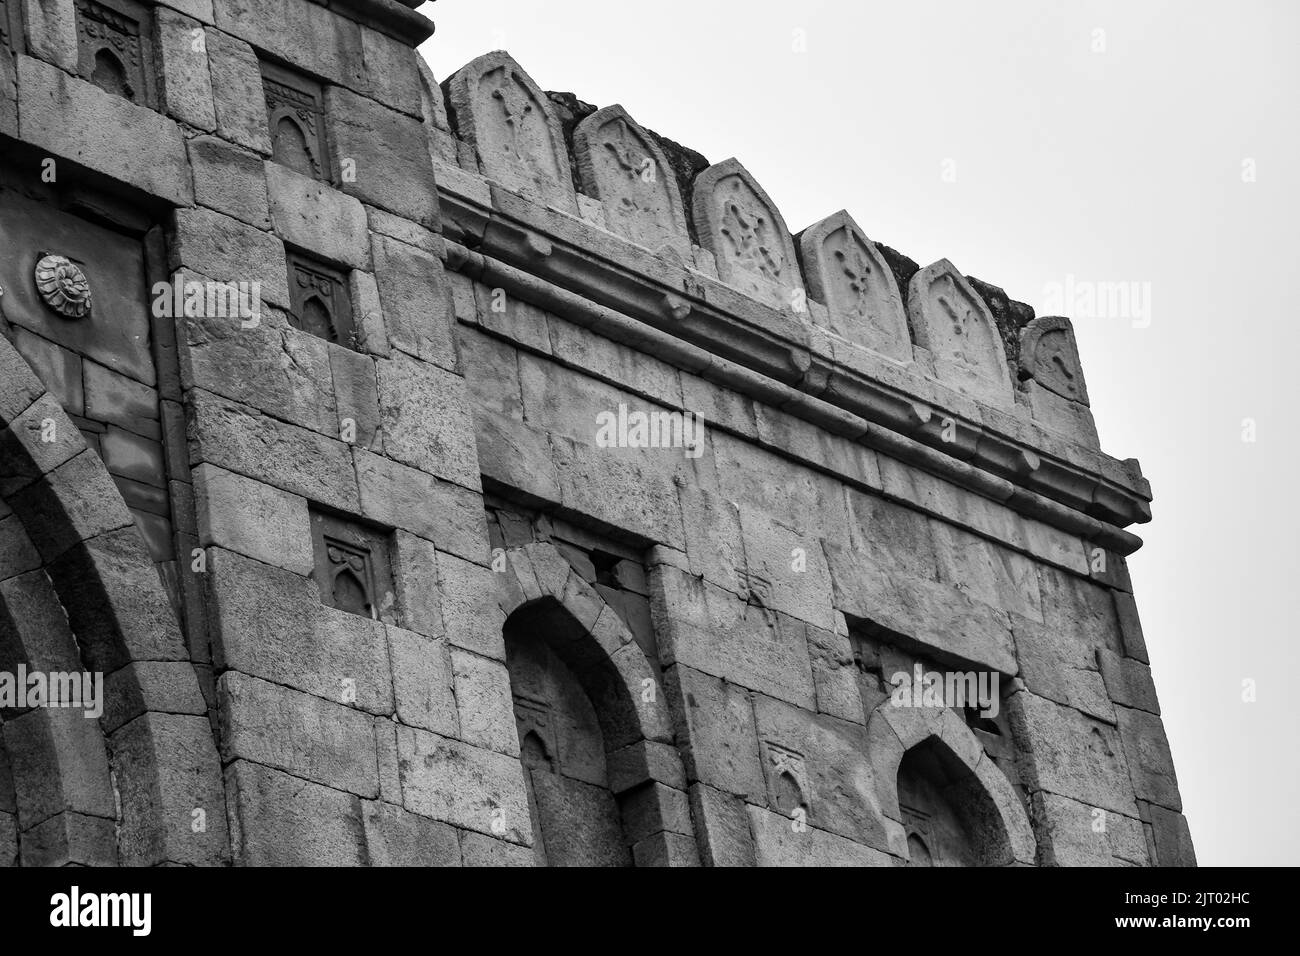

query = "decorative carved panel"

[692,158,799,311]
[574,104,689,257]
[75,0,155,107]
[1020,314,1090,405]
[262,61,330,183]
[308,509,397,623]
[762,740,811,817]
[445,51,576,212]
[799,209,910,362]
[287,252,356,348]
[907,259,1013,407]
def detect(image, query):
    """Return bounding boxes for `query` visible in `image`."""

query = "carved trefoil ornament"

[907,259,1013,408]
[798,210,910,362]
[1019,314,1099,445]
[445,52,576,213]
[692,159,800,311]
[75,0,156,107]
[34,255,92,319]
[574,105,690,258]
[1020,315,1089,405]
[762,740,811,817]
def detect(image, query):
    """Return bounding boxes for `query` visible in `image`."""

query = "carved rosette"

[34,255,93,319]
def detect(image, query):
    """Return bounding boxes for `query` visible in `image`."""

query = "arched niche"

[0,333,225,866]
[496,542,692,866]
[865,701,1035,866]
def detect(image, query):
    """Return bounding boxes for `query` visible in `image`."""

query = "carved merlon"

[798,210,909,364]
[574,104,690,259]
[444,51,577,214]
[907,259,1013,409]
[1021,315,1089,406]
[692,158,800,311]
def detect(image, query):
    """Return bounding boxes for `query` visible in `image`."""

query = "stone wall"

[0,0,1192,866]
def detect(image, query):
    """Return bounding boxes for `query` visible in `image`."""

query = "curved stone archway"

[0,333,227,866]
[865,701,1036,866]
[495,541,695,866]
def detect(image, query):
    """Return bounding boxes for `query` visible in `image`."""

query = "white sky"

[418,0,1300,866]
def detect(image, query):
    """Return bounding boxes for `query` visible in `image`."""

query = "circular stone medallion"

[34,255,92,319]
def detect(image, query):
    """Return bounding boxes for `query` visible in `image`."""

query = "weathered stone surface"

[1008,691,1138,817]
[747,805,893,866]
[327,86,441,229]
[2,705,115,826]
[371,234,457,369]
[354,449,487,564]
[662,664,765,801]
[452,648,519,756]
[205,28,270,154]
[218,672,380,797]
[157,7,217,131]
[907,259,1013,408]
[376,353,480,489]
[395,724,530,844]
[1114,705,1181,811]
[213,0,364,90]
[799,209,911,362]
[362,801,461,866]
[655,567,816,708]
[1010,615,1113,723]
[226,760,366,866]
[170,207,289,308]
[1148,802,1196,866]
[444,51,576,213]
[1097,647,1161,714]
[17,55,191,205]
[266,162,371,269]
[574,104,689,256]
[692,158,800,311]
[1031,791,1148,866]
[194,464,313,574]
[20,0,78,71]
[1021,315,1090,405]
[929,520,1043,622]
[459,830,534,866]
[18,811,117,867]
[387,624,459,737]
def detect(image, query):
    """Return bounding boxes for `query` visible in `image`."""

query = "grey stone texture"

[0,3,1187,869]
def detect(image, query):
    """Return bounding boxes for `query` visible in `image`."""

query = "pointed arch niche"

[496,542,694,867]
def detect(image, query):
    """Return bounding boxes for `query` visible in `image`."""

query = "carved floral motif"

[34,255,92,319]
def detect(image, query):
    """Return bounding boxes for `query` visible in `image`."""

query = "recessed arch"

[864,701,1035,866]
[496,541,690,866]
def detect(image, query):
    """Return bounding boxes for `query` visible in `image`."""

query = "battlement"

[423,51,1151,549]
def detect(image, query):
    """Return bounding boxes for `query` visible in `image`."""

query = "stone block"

[1113,591,1149,663]
[1097,647,1161,714]
[8,326,83,417]
[213,0,364,90]
[1114,704,1181,811]
[354,450,487,565]
[362,801,461,866]
[805,622,866,725]
[1038,565,1124,656]
[188,391,358,513]
[20,0,78,71]
[395,724,530,844]
[110,712,229,866]
[654,566,815,708]
[1010,615,1113,723]
[2,706,115,826]
[0,515,41,580]
[99,426,165,487]
[18,811,116,867]
[101,661,207,735]
[266,162,371,269]
[226,760,366,865]
[83,361,159,431]
[188,135,271,227]
[170,207,288,308]
[930,520,1043,622]
[357,27,423,117]
[217,672,379,797]
[376,353,479,490]
[473,409,562,508]
[327,86,440,229]
[1030,791,1148,866]
[459,831,534,867]
[0,393,86,496]
[1148,802,1196,866]
[747,805,893,866]
[205,28,270,154]
[156,6,217,130]
[736,507,835,630]
[17,54,191,205]
[370,234,457,368]
[687,783,755,866]
[452,648,518,756]
[436,550,506,660]
[387,624,458,737]
[662,664,765,801]
[1008,691,1138,817]
[329,346,381,451]
[193,465,311,574]
[9,450,134,562]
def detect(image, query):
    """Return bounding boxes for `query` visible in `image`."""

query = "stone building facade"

[0,0,1193,866]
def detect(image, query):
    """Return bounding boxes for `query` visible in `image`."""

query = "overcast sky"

[418,0,1300,866]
